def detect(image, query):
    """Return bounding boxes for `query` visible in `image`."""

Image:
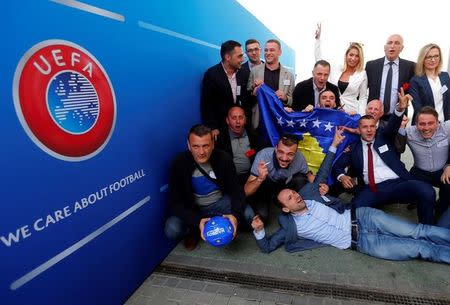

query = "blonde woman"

[315,24,368,115]
[410,43,450,122]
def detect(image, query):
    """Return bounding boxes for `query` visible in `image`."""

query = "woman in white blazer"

[315,25,368,115]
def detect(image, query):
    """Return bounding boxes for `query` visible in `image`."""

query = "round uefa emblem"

[13,40,116,161]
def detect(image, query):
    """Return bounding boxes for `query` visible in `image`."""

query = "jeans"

[164,195,232,240]
[355,207,450,263]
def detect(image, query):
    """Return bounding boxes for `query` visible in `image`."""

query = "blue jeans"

[356,207,450,263]
[164,195,232,240]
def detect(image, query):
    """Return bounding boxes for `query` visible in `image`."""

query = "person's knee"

[164,216,185,240]
[415,181,436,201]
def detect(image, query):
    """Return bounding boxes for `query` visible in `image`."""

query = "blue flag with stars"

[257,84,360,182]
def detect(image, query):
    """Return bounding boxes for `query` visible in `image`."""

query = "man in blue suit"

[333,90,435,224]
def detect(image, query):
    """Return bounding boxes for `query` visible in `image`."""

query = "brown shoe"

[183,233,199,251]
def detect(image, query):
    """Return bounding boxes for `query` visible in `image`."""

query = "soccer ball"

[203,216,234,247]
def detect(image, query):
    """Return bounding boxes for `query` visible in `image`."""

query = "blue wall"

[1,1,294,304]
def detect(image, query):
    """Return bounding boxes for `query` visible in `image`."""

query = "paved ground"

[125,145,450,305]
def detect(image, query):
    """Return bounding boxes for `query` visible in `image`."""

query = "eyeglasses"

[246,47,260,53]
[349,42,364,47]
[425,54,440,61]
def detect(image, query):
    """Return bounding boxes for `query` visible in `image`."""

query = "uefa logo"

[13,40,116,161]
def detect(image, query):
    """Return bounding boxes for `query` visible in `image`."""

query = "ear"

[282,207,290,213]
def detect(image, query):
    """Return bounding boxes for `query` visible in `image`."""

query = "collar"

[384,57,400,66]
[313,79,326,93]
[221,62,237,78]
[228,128,247,140]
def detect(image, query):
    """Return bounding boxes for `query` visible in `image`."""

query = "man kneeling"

[252,189,450,263]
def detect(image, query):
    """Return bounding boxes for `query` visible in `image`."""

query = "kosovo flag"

[257,84,360,181]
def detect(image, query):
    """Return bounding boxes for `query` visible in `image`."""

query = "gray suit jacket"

[247,63,295,128]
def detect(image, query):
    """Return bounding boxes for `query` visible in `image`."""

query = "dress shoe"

[183,233,199,251]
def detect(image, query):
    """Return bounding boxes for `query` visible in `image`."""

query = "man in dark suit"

[333,91,435,224]
[291,60,341,111]
[240,39,263,81]
[365,34,415,121]
[240,39,264,122]
[200,40,248,138]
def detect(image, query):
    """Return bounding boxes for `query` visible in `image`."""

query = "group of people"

[163,29,450,264]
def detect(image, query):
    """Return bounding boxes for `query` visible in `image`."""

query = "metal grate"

[156,263,450,305]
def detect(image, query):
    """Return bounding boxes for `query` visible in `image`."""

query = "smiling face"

[384,34,404,61]
[246,42,261,64]
[423,47,441,72]
[358,117,377,142]
[319,90,336,109]
[366,100,384,122]
[264,41,281,65]
[417,113,438,139]
[277,189,306,213]
[312,64,330,90]
[346,47,360,69]
[225,46,244,70]
[275,141,298,168]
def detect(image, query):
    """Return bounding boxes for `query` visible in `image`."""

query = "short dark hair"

[416,106,438,122]
[314,59,331,69]
[245,39,260,48]
[188,124,212,140]
[319,89,335,100]
[266,39,281,49]
[220,40,241,61]
[359,114,375,123]
[278,133,299,147]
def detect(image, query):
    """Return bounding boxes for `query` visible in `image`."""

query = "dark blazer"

[365,57,415,103]
[410,72,450,122]
[200,63,250,130]
[333,112,412,186]
[255,148,349,253]
[168,149,244,228]
[215,127,267,164]
[291,77,341,111]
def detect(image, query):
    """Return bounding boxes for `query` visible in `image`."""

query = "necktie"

[367,143,377,192]
[383,61,394,114]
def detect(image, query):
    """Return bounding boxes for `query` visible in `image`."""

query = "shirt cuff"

[398,128,406,136]
[394,108,405,117]
[329,146,337,154]
[253,228,266,240]
[337,174,345,182]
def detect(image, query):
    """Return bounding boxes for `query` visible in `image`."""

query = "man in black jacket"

[200,40,248,138]
[291,60,340,111]
[164,124,244,249]
[215,106,267,186]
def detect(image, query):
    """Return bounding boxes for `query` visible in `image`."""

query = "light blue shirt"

[254,200,352,249]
